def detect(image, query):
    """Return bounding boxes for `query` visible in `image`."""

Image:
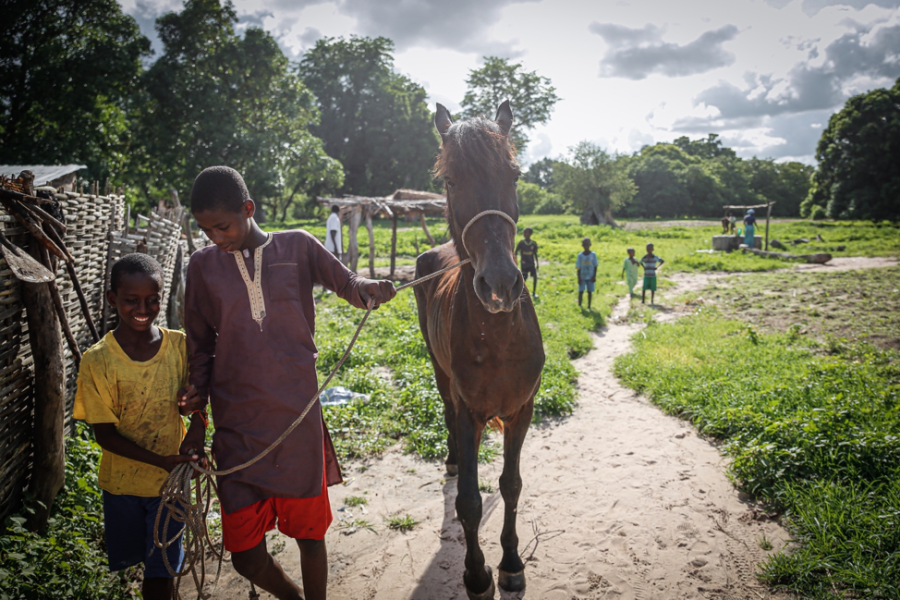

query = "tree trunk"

[366,208,376,278]
[742,247,832,264]
[348,206,362,272]
[22,243,65,534]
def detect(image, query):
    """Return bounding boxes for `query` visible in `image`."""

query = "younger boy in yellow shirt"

[74,253,206,600]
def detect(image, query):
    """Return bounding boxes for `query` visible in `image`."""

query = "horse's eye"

[445,178,455,188]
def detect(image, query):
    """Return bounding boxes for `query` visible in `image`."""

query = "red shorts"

[221,467,333,553]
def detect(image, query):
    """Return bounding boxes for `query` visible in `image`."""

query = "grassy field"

[265,216,899,465]
[614,267,900,599]
[314,262,601,461]
[699,267,900,350]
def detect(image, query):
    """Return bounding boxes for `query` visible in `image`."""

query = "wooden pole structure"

[765,201,773,251]
[347,206,362,272]
[22,242,66,533]
[419,212,435,247]
[366,207,376,278]
[390,213,398,277]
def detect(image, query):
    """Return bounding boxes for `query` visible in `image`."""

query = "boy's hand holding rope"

[154,258,471,599]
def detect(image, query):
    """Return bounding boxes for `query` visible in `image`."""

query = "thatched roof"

[318,189,446,217]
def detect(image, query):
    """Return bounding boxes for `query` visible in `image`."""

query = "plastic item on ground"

[320,386,370,406]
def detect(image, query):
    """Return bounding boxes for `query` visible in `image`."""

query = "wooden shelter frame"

[723,201,776,250]
[317,189,446,277]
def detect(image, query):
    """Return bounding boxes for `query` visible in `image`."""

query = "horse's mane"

[433,116,519,184]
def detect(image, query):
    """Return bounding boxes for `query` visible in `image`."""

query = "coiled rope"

[154,209,516,598]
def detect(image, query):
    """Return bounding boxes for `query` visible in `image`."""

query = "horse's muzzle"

[474,268,525,313]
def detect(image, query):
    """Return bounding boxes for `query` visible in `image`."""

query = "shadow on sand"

[408,477,528,599]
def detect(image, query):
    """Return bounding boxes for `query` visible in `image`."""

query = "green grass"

[386,514,419,532]
[344,496,368,508]
[614,310,900,599]
[703,267,900,350]
[313,254,605,462]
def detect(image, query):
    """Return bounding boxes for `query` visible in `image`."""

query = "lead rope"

[154,210,516,599]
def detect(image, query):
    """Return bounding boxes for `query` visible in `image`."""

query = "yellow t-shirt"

[74,328,188,497]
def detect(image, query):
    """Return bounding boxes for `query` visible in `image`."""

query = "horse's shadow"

[409,478,523,599]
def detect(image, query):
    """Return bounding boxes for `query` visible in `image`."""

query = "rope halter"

[459,209,518,258]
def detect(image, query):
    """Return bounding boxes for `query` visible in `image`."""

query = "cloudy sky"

[121,0,900,166]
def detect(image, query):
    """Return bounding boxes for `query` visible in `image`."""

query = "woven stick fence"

[0,184,183,522]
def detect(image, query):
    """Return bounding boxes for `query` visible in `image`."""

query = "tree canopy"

[803,78,900,221]
[299,36,439,197]
[134,0,342,218]
[0,0,150,181]
[554,142,636,225]
[461,57,559,155]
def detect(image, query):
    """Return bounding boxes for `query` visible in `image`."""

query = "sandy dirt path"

[205,270,809,600]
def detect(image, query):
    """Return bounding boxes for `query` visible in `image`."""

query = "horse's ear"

[495,100,513,137]
[435,103,453,137]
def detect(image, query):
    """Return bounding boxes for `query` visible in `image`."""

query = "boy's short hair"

[111,253,163,292]
[331,205,340,214]
[627,247,634,252]
[646,243,654,248]
[524,227,533,234]
[582,237,590,244]
[190,166,250,214]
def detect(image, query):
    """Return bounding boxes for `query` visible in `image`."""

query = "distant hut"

[0,164,86,192]
[318,189,446,277]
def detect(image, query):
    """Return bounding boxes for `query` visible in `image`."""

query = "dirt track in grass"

[204,257,895,600]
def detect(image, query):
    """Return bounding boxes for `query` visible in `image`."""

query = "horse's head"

[434,100,524,314]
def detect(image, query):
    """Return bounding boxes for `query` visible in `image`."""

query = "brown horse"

[414,101,545,599]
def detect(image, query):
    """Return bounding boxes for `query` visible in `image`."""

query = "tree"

[0,0,150,182]
[134,0,341,216]
[555,142,636,225]
[746,158,813,217]
[460,57,560,154]
[803,79,900,220]
[299,36,439,197]
[522,157,559,190]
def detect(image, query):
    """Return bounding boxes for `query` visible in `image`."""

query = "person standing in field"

[743,209,757,248]
[181,166,396,600]
[577,237,598,309]
[640,243,664,305]
[516,227,539,297]
[621,247,641,298]
[73,254,206,600]
[325,205,342,261]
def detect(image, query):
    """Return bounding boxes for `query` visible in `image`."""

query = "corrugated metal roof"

[0,164,86,186]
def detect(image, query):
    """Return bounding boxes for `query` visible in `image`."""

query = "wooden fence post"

[21,244,65,534]
[348,206,362,273]
[390,213,398,277]
[366,207,376,278]
[419,212,435,247]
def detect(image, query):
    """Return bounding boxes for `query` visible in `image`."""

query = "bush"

[535,194,566,215]
[808,204,826,221]
[0,425,136,600]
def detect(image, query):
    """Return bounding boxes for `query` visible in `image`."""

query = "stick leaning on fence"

[155,257,473,598]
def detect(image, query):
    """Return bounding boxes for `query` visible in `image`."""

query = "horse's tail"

[486,417,504,434]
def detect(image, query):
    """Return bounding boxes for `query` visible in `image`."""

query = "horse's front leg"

[498,397,534,592]
[455,403,494,599]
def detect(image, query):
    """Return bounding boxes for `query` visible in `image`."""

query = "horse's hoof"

[446,463,458,476]
[465,566,495,600]
[498,568,526,592]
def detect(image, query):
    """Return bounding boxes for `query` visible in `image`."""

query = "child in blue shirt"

[576,237,598,309]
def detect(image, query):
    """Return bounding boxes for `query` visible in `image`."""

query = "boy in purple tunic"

[180,166,395,600]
